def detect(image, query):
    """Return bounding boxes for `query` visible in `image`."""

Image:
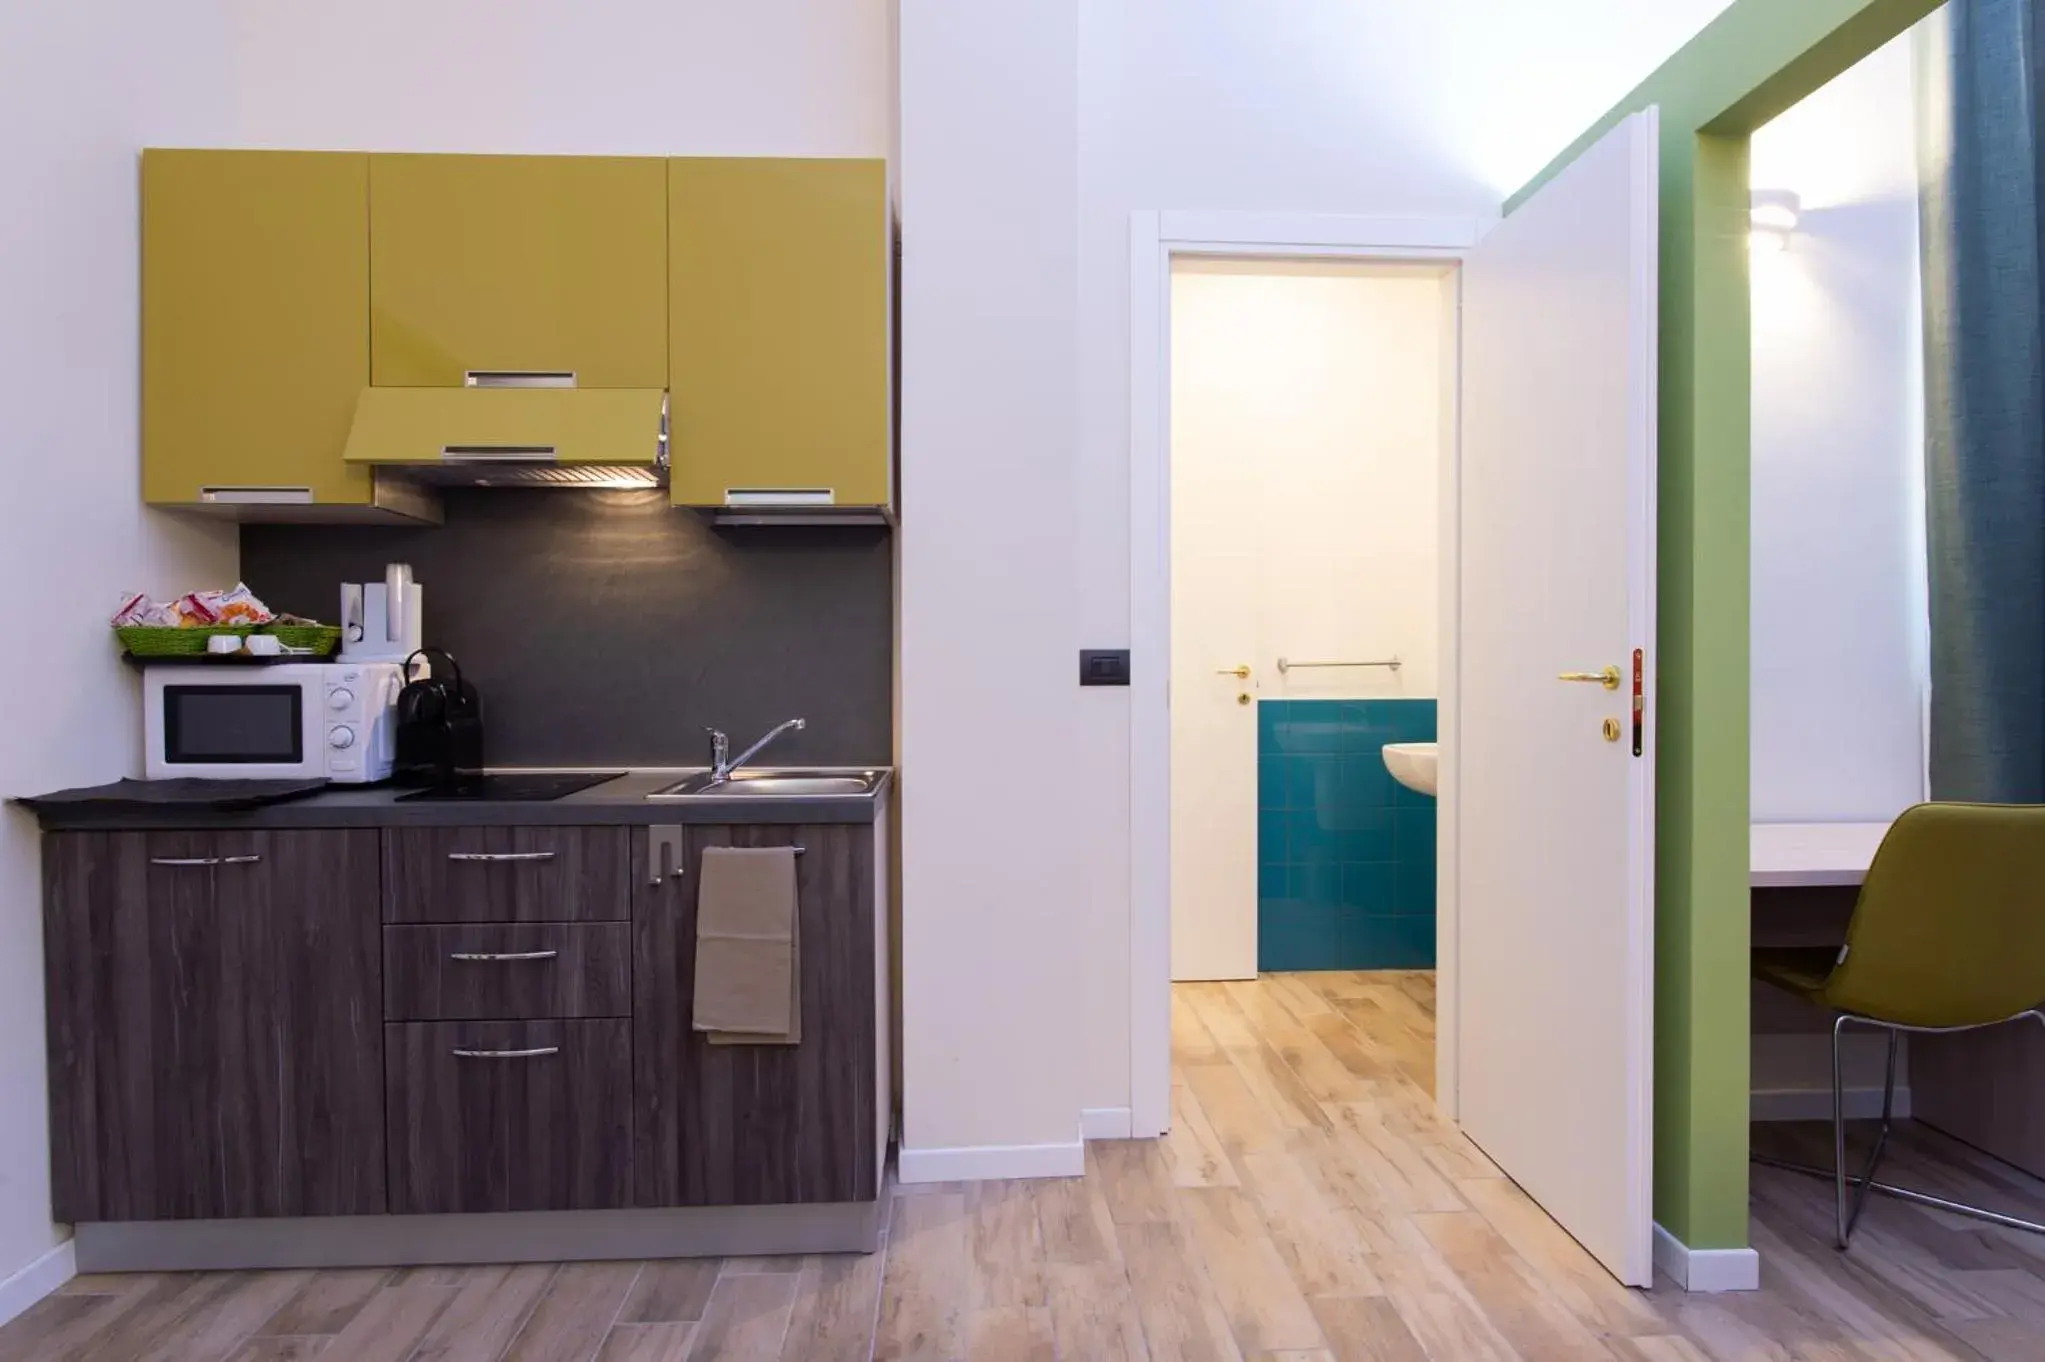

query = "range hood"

[342,380,668,489]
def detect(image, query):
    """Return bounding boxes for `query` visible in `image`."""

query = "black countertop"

[21,769,893,832]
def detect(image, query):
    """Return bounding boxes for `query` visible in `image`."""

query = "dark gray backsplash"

[240,490,893,768]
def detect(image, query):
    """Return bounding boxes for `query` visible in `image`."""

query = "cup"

[205,634,243,655]
[243,634,282,657]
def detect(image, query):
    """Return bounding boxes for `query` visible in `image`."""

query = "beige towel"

[693,846,801,1045]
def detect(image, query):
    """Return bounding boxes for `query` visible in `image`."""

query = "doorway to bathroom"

[1130,130,1661,1287]
[1167,258,1451,984]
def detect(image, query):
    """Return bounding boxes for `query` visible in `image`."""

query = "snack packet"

[113,584,274,629]
[207,583,273,626]
[111,593,179,627]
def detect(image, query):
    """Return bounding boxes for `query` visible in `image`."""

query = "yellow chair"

[1752,803,2045,1248]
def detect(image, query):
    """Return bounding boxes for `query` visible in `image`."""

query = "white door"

[1457,110,1658,1286]
[1170,274,1262,981]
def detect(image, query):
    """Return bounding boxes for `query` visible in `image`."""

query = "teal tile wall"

[1258,699,1437,971]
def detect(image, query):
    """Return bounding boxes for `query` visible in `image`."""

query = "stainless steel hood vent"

[392,456,666,490]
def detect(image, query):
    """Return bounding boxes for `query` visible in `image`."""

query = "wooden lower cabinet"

[43,830,385,1222]
[632,824,880,1207]
[385,1019,632,1214]
[43,816,885,1228]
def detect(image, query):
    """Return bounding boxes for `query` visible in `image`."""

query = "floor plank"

[254,1268,390,1337]
[406,1263,558,1362]
[310,1278,455,1362]
[618,1260,722,1325]
[499,1262,640,1362]
[1306,1295,1429,1361]
[223,1339,331,1362]
[968,1179,1048,1309]
[872,1188,970,1360]
[1044,1262,1152,1361]
[1170,1075,1245,1188]
[780,1251,885,1362]
[961,1304,1055,1361]
[1118,1219,1247,1362]
[689,1272,800,1362]
[1410,1209,1625,1359]
[594,1321,695,1361]
[133,1271,313,1362]
[1178,1185,1327,1355]
[1093,1137,1179,1226]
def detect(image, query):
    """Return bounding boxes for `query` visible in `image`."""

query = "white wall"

[1172,262,1445,699]
[155,0,893,156]
[1749,32,1928,824]
[898,0,1085,1166]
[904,0,1745,1153]
[0,1,240,1296]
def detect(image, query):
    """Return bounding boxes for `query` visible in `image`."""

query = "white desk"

[1750,822,1893,889]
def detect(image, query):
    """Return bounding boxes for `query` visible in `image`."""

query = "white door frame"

[1128,210,1487,1137]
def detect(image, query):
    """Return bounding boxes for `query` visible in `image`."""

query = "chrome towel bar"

[1276,657,1402,675]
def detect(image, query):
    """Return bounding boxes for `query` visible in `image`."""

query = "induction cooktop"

[398,772,624,802]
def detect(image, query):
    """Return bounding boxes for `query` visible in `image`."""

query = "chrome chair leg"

[1832,1014,1848,1247]
[1836,1022,1900,1248]
[1756,1008,2045,1246]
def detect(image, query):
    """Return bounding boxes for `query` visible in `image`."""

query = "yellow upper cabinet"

[142,150,374,506]
[668,158,892,510]
[369,155,667,388]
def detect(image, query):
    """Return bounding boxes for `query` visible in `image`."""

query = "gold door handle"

[1558,667,1622,691]
[1216,665,1251,680]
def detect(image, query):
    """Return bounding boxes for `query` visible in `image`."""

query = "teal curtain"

[1917,0,2045,801]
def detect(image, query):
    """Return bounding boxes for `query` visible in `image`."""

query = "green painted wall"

[1508,0,1942,1251]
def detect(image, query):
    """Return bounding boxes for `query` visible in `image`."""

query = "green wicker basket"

[116,625,254,656]
[115,624,342,658]
[264,624,342,656]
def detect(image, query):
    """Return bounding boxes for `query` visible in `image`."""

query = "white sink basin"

[1383,743,1439,797]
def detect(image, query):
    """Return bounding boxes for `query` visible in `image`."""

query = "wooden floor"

[11,971,2045,1360]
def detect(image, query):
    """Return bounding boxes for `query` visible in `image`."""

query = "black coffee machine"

[393,647,485,787]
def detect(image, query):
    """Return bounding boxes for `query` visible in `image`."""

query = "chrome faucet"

[704,717,807,784]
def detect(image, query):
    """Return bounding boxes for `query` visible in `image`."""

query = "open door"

[1456,109,1658,1286]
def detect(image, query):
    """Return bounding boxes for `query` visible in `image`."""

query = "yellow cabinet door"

[370,155,667,388]
[669,158,891,509]
[142,150,373,506]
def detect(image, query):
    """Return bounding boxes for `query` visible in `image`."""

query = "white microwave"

[144,661,406,784]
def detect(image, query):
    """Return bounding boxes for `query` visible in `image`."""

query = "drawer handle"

[446,851,557,863]
[451,1046,560,1060]
[149,855,262,867]
[448,950,560,963]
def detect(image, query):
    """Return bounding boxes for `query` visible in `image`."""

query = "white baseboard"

[1081,1107,1133,1141]
[1653,1222,1760,1293]
[0,1239,74,1329]
[1751,1086,1912,1123]
[897,1140,1085,1184]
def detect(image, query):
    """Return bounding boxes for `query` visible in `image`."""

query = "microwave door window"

[163,686,304,765]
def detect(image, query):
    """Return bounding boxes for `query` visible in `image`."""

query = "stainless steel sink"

[646,769,883,800]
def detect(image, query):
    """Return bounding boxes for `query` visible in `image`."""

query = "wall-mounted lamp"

[1750,190,1802,253]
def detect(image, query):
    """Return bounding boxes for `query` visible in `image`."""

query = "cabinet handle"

[448,950,559,963]
[451,1046,560,1060]
[465,370,576,389]
[446,851,556,863]
[149,855,262,867]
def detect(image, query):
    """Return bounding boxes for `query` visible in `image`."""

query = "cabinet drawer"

[384,924,630,1021]
[384,827,628,923]
[386,1020,630,1214]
